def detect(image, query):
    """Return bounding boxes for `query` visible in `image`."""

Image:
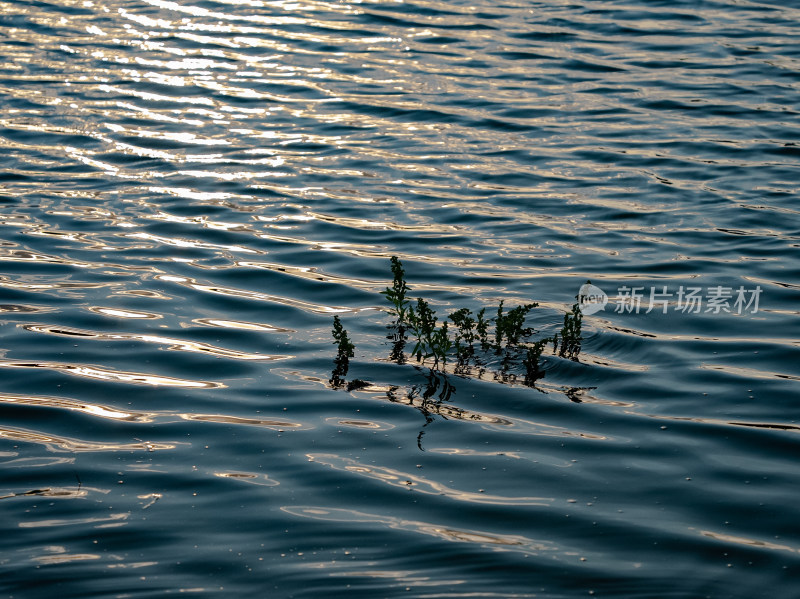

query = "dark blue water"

[1,0,799,596]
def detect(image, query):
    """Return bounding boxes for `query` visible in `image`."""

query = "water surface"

[1,0,799,596]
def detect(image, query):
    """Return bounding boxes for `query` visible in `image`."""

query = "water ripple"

[1,0,799,596]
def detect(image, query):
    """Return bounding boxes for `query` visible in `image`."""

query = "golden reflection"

[235,260,378,291]
[307,454,553,506]
[727,422,800,432]
[0,360,224,388]
[303,211,462,234]
[0,487,91,501]
[428,448,524,459]
[0,248,94,267]
[281,506,554,555]
[46,203,134,229]
[107,561,159,569]
[576,352,649,372]
[214,471,279,487]
[641,413,800,434]
[185,155,285,167]
[33,553,102,564]
[324,417,394,430]
[64,147,119,176]
[700,363,800,382]
[115,101,204,126]
[5,224,128,253]
[148,185,250,203]
[97,84,214,106]
[180,414,306,429]
[145,209,258,233]
[698,529,798,554]
[125,231,258,254]
[139,493,162,510]
[23,324,287,361]
[0,304,52,314]
[0,275,113,294]
[87,307,162,319]
[0,456,74,468]
[252,232,387,263]
[143,0,308,26]
[0,392,153,422]
[27,228,98,245]
[104,139,178,161]
[117,7,174,29]
[176,168,275,181]
[0,426,177,453]
[452,202,581,237]
[154,273,359,314]
[21,512,128,529]
[114,289,173,300]
[194,78,333,104]
[193,317,294,333]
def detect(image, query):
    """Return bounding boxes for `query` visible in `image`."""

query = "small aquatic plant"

[493,301,506,351]
[380,255,410,323]
[449,307,476,362]
[554,302,582,360]
[379,257,557,376]
[430,321,452,367]
[388,328,407,364]
[329,315,355,388]
[494,300,537,350]
[523,339,549,385]
[476,308,490,351]
[330,256,585,393]
[332,315,355,359]
[407,297,446,365]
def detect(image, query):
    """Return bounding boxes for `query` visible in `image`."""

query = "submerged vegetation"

[330,257,583,391]
[381,256,410,324]
[554,303,583,361]
[329,315,354,389]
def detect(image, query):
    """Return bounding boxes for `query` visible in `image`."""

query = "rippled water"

[1,0,799,596]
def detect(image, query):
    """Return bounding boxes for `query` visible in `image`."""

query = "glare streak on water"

[1,0,799,596]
